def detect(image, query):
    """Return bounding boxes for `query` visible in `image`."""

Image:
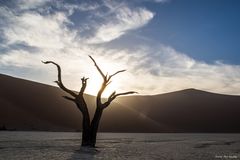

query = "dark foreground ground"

[0,132,240,160]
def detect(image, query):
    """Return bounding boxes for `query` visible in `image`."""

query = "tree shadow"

[68,147,100,160]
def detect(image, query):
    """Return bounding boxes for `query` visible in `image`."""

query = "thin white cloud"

[76,2,100,12]
[54,1,100,16]
[86,5,155,43]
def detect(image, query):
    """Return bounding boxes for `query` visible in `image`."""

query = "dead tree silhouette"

[42,56,137,147]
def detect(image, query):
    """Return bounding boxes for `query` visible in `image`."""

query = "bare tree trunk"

[89,107,103,147]
[81,108,103,147]
[76,100,92,147]
[81,113,91,146]
[82,105,90,146]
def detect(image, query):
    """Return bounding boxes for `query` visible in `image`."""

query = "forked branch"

[88,56,137,107]
[79,77,89,95]
[103,91,138,108]
[89,55,126,82]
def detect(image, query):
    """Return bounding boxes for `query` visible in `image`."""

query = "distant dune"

[0,74,240,132]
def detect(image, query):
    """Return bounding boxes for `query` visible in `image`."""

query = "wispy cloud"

[0,0,240,96]
[86,4,154,43]
[17,0,51,10]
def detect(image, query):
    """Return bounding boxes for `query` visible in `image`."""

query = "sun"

[86,76,120,98]
[85,59,122,98]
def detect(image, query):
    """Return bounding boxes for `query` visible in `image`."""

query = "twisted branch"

[42,61,77,97]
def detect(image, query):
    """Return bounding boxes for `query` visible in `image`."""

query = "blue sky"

[143,0,240,64]
[0,0,240,96]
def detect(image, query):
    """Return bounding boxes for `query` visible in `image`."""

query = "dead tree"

[42,56,137,147]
